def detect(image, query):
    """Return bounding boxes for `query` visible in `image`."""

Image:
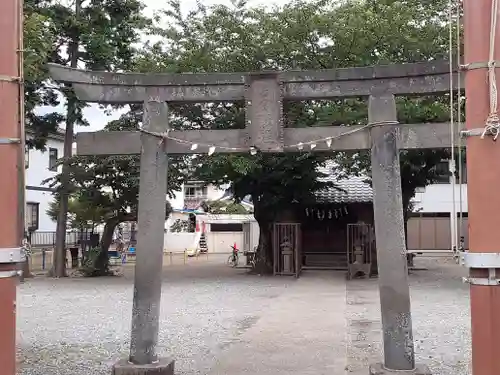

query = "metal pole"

[128,100,169,365]
[463,1,500,374]
[368,94,416,371]
[0,0,21,371]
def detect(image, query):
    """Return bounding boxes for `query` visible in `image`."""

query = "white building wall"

[163,231,247,253]
[410,158,468,251]
[25,136,65,232]
[207,184,227,200]
[412,183,468,213]
[168,182,228,210]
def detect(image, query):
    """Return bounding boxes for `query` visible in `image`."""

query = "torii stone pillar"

[368,94,429,375]
[48,61,460,375]
[114,99,174,374]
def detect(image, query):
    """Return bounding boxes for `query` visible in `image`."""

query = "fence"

[407,216,469,250]
[30,230,136,248]
[28,248,216,273]
[30,231,79,248]
[30,229,254,254]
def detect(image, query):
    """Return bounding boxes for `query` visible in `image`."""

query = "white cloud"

[37,0,287,134]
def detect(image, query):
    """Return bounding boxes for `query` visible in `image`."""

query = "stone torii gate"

[49,61,458,375]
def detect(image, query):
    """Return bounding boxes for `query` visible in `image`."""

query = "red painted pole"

[464,1,500,374]
[0,0,22,372]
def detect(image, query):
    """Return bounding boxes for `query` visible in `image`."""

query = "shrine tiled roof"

[218,161,373,205]
[316,163,373,203]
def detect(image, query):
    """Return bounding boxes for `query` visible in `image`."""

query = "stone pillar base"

[112,358,175,375]
[369,363,431,375]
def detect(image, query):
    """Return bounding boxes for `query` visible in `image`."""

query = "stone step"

[303,253,348,268]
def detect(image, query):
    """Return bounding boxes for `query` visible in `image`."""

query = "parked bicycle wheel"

[227,254,238,267]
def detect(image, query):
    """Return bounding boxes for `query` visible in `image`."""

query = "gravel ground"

[346,257,471,375]
[411,258,471,375]
[17,255,295,375]
[17,255,471,375]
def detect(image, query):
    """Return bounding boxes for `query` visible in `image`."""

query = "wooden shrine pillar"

[463,1,500,374]
[0,0,23,373]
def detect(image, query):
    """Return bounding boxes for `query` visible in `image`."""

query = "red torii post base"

[464,1,500,374]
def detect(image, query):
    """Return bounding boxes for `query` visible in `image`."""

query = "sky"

[36,0,287,133]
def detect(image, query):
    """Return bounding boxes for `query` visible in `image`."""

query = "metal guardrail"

[30,231,80,247]
[29,230,136,248]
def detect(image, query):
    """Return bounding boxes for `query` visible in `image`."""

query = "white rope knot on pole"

[482,113,500,140]
[482,0,500,140]
[482,60,500,140]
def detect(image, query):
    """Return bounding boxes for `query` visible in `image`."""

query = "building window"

[26,202,39,231]
[184,186,196,198]
[408,212,450,218]
[48,148,58,171]
[25,146,29,169]
[184,185,208,198]
[456,159,467,184]
[431,159,467,185]
[432,160,451,184]
[210,223,243,232]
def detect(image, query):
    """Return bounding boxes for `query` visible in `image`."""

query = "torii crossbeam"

[49,61,460,375]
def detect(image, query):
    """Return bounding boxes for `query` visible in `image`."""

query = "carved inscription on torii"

[49,62,459,156]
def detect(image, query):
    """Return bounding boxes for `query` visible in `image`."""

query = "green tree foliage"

[322,0,459,227]
[170,219,190,233]
[132,0,455,271]
[24,0,63,150]
[47,193,108,231]
[24,0,150,147]
[45,112,186,275]
[28,0,150,276]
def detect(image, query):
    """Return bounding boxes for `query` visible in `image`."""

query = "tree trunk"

[52,0,81,278]
[93,217,119,276]
[93,213,137,275]
[252,196,275,274]
[254,220,273,274]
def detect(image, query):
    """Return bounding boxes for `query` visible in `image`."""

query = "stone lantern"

[280,238,293,273]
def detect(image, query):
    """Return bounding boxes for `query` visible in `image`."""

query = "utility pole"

[0,0,23,373]
[463,0,500,374]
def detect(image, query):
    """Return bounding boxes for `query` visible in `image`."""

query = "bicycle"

[227,245,239,267]
[244,247,257,268]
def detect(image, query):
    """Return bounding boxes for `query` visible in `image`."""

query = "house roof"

[317,175,373,203]
[25,127,73,142]
[316,161,373,204]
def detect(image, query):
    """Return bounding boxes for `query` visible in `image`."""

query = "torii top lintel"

[48,60,460,104]
[50,60,462,155]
